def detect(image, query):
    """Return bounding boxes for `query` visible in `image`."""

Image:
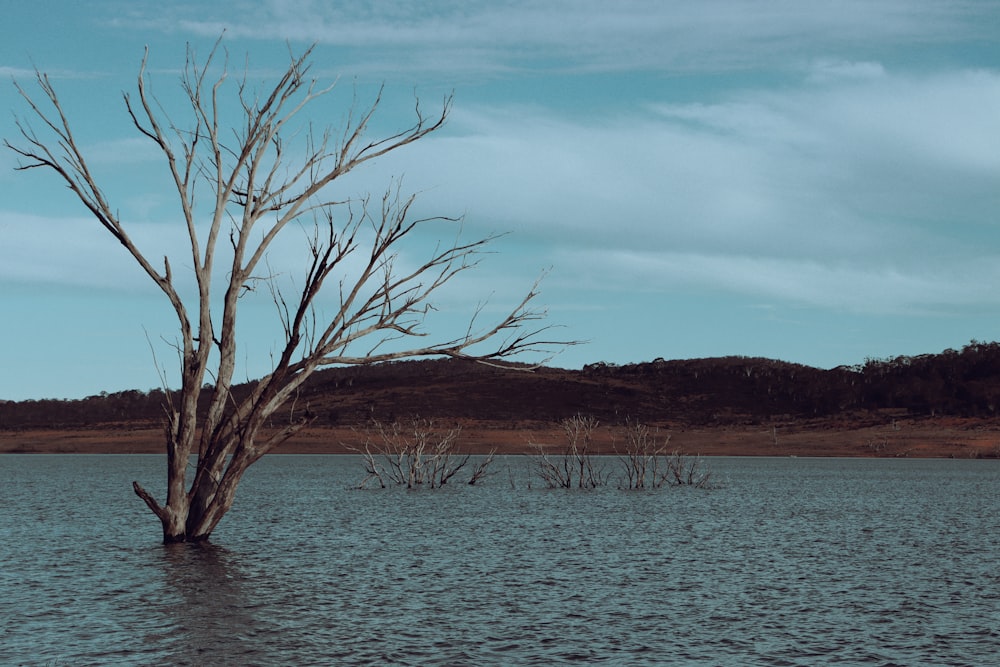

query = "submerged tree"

[6,42,557,543]
[530,415,607,488]
[355,418,497,489]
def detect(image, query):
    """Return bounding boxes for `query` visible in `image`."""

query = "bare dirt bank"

[3,417,999,458]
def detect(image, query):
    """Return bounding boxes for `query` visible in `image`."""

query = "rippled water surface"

[2,454,1000,665]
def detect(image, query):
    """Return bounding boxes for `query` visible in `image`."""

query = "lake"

[1,454,999,665]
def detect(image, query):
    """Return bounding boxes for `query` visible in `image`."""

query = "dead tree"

[616,420,673,489]
[531,415,606,488]
[613,420,714,488]
[467,449,497,485]
[664,450,714,488]
[7,41,558,542]
[355,418,494,489]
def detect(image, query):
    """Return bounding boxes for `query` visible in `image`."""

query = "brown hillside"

[4,343,1000,457]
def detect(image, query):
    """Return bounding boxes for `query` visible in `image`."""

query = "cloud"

[0,212,175,292]
[805,59,887,84]
[399,65,999,230]
[559,248,1000,315]
[7,25,997,325]
[82,137,163,166]
[111,0,993,76]
[0,65,38,78]
[357,65,1000,313]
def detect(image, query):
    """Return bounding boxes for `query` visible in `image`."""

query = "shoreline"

[3,417,999,458]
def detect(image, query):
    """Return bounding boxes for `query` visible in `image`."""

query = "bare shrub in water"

[663,450,714,488]
[356,418,496,489]
[616,420,714,489]
[531,415,608,488]
[616,420,673,489]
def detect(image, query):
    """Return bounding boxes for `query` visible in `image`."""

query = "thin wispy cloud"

[112,1,992,75]
[396,66,999,235]
[564,247,1000,315]
[0,66,37,78]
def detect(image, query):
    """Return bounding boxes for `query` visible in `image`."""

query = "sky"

[1,1,999,401]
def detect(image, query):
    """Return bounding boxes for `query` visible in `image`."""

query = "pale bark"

[530,415,606,488]
[354,419,483,489]
[7,41,561,543]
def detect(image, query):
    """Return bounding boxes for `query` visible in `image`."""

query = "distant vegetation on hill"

[4,341,1000,430]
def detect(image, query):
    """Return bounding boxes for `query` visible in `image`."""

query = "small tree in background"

[7,41,558,543]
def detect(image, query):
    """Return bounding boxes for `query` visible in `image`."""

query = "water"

[2,454,999,665]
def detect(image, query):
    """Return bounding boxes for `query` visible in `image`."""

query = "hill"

[3,341,1000,456]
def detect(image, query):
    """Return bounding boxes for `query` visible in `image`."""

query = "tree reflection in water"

[155,543,274,665]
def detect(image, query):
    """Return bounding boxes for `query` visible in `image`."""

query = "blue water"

[1,454,999,665]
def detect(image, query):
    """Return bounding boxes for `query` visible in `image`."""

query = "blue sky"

[2,1,999,400]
